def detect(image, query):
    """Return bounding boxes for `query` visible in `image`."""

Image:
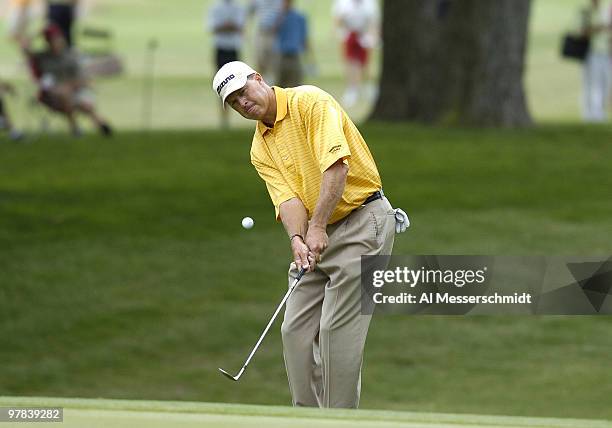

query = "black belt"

[363,191,382,205]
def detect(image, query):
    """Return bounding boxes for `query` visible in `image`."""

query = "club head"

[217,271,306,384]
[219,367,245,381]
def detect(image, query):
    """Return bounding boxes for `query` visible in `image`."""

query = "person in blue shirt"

[275,0,308,87]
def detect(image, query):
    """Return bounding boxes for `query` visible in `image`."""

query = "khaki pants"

[278,54,303,88]
[281,197,395,408]
[255,30,278,83]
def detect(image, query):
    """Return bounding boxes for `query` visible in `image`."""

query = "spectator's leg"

[582,54,596,122]
[287,55,303,87]
[278,55,289,88]
[75,101,112,136]
[342,33,364,107]
[48,4,74,46]
[0,97,12,130]
[0,98,24,141]
[343,60,361,107]
[6,3,30,45]
[256,31,277,84]
[598,54,611,120]
[41,88,81,136]
[68,88,112,136]
[215,49,238,129]
[589,54,609,122]
[361,48,377,102]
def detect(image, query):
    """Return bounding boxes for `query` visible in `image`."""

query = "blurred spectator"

[275,0,308,87]
[580,0,612,122]
[0,81,24,141]
[332,0,380,108]
[5,0,41,45]
[249,0,283,83]
[46,0,78,46]
[21,24,112,137]
[208,0,246,128]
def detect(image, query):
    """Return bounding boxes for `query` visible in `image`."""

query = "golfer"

[212,61,408,408]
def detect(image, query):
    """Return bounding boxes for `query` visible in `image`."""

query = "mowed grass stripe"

[0,397,610,428]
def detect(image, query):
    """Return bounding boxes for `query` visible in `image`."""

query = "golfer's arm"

[279,198,309,240]
[310,160,348,229]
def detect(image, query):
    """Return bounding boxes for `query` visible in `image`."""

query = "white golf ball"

[241,216,254,229]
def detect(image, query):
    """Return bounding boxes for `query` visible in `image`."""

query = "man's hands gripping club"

[281,198,319,272]
[281,160,347,272]
[290,233,318,272]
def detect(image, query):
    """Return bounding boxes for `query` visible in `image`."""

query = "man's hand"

[305,224,328,262]
[291,235,317,272]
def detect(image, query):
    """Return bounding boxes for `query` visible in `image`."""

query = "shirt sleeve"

[306,100,351,173]
[251,153,297,220]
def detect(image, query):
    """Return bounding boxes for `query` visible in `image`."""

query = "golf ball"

[241,217,254,229]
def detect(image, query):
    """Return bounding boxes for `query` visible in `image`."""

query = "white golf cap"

[212,61,257,107]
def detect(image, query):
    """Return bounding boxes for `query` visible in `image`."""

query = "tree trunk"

[370,0,532,128]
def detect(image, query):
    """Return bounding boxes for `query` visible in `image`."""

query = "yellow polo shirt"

[250,86,382,224]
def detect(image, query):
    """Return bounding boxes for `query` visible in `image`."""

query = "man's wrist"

[290,233,304,242]
[308,222,326,231]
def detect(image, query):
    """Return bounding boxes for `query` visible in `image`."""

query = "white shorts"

[74,88,95,106]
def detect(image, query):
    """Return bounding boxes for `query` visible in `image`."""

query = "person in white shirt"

[581,0,612,122]
[332,0,379,107]
[208,0,246,127]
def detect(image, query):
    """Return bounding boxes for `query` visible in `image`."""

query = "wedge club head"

[218,268,307,382]
[218,367,245,381]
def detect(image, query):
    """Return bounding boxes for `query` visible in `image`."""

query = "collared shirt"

[276,9,307,55]
[250,86,382,224]
[33,49,82,84]
[208,0,246,51]
[332,0,379,36]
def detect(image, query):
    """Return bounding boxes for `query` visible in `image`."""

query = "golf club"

[219,267,307,381]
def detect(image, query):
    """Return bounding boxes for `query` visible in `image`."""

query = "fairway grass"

[0,397,611,428]
[1,125,611,419]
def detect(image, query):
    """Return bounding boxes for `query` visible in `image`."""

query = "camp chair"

[78,26,124,78]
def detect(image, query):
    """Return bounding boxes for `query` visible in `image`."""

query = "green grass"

[0,0,598,130]
[1,397,611,428]
[1,125,611,419]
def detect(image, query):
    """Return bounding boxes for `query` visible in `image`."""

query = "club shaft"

[239,269,306,372]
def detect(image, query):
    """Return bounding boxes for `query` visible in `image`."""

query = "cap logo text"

[216,74,235,94]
